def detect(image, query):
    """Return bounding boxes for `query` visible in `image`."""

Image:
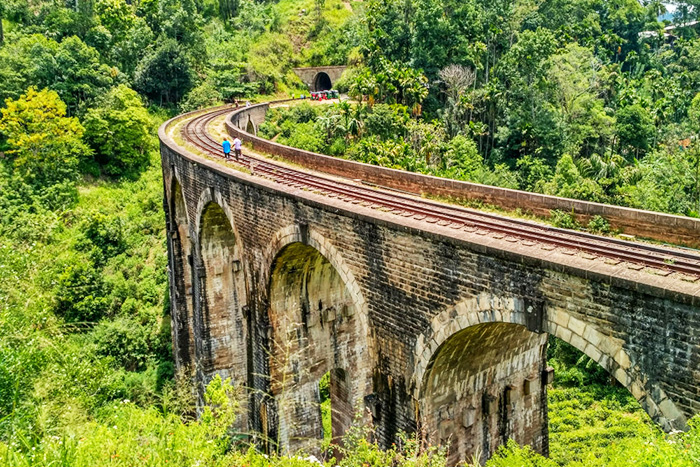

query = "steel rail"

[179,107,700,278]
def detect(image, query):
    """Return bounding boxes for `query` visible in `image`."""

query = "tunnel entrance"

[314,72,332,91]
[267,242,357,455]
[420,323,549,465]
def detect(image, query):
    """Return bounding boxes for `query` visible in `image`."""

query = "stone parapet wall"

[225,102,700,248]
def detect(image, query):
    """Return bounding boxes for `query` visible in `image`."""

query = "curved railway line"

[180,106,700,279]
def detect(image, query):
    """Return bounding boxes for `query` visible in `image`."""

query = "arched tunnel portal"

[314,72,333,91]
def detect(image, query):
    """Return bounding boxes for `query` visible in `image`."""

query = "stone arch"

[168,176,195,371]
[263,224,368,320]
[246,116,256,135]
[194,191,249,397]
[263,225,370,454]
[194,188,242,249]
[314,72,332,91]
[414,293,548,464]
[413,295,687,444]
[544,308,686,431]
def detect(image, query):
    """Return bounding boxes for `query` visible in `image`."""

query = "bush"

[587,215,611,234]
[550,209,581,230]
[0,87,90,187]
[75,212,126,265]
[92,317,153,371]
[134,39,195,105]
[443,135,483,177]
[179,79,223,112]
[290,102,319,124]
[481,440,558,467]
[54,262,109,323]
[364,104,409,140]
[83,84,154,177]
[279,121,326,153]
[338,426,447,467]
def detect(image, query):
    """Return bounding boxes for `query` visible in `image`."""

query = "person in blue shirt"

[222,138,232,160]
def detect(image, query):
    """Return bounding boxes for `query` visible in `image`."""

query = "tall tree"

[0,88,90,187]
[83,84,153,176]
[134,39,195,105]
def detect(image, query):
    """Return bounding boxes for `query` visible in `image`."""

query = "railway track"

[180,106,700,279]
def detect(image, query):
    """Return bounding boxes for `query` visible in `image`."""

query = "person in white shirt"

[233,137,242,161]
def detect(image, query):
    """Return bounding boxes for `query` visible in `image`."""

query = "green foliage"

[0,87,90,189]
[350,61,429,111]
[338,426,447,467]
[279,121,326,152]
[201,374,239,439]
[516,156,552,192]
[616,104,655,157]
[180,79,224,112]
[75,212,126,265]
[319,371,331,444]
[365,104,410,139]
[543,155,606,202]
[443,135,483,178]
[480,440,558,467]
[587,215,611,234]
[134,39,195,105]
[93,317,156,371]
[619,149,699,215]
[83,84,153,176]
[549,210,581,230]
[95,0,135,41]
[247,33,296,94]
[0,34,116,114]
[0,129,169,449]
[54,261,109,323]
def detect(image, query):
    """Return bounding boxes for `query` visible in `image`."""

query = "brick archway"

[191,189,250,433]
[545,308,686,431]
[413,295,687,435]
[263,224,372,454]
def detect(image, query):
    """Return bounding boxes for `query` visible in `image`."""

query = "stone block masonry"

[160,114,700,464]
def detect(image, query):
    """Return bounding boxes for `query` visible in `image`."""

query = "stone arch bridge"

[160,104,700,464]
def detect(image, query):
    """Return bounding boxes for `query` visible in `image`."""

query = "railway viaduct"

[159,104,700,464]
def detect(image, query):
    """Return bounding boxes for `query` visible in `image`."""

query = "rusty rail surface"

[181,106,700,278]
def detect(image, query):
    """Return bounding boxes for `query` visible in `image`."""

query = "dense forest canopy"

[2,0,700,466]
[257,0,700,217]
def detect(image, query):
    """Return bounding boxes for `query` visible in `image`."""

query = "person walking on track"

[233,137,242,161]
[222,138,232,160]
